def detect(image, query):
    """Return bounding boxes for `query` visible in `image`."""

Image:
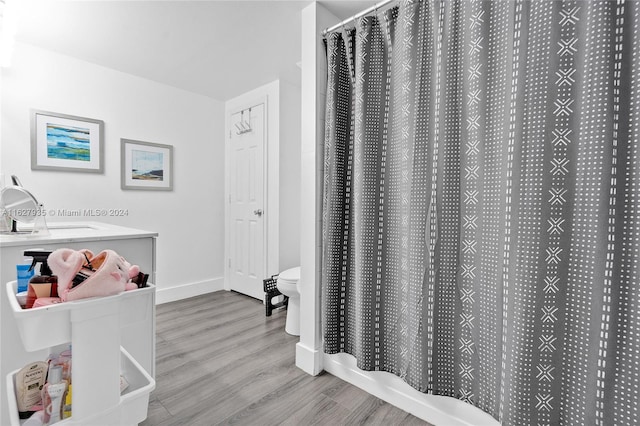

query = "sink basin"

[0,222,106,242]
[48,225,98,232]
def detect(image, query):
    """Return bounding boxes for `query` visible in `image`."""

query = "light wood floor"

[141,290,430,426]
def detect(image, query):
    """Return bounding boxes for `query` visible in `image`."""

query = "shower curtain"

[321,1,640,425]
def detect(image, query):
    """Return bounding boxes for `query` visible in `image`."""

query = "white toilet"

[276,266,300,336]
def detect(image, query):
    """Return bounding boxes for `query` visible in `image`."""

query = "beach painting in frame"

[46,123,91,161]
[121,139,173,191]
[131,149,164,181]
[31,110,104,173]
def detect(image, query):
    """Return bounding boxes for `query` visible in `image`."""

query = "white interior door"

[228,103,265,300]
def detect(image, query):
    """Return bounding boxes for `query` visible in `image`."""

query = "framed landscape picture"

[31,110,104,173]
[121,139,173,191]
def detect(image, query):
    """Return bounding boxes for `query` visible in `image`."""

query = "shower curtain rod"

[322,0,396,36]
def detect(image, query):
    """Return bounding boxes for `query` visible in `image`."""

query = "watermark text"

[3,208,129,218]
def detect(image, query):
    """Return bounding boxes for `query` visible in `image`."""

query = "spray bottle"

[24,250,57,309]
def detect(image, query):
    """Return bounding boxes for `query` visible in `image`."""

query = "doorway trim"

[224,81,280,295]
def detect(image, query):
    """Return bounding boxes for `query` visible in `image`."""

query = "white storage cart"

[0,222,157,424]
[5,281,155,425]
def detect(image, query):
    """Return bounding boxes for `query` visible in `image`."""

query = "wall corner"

[297,1,338,378]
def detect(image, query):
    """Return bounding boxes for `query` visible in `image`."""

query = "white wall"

[278,80,301,271]
[0,37,4,426]
[296,1,335,376]
[0,43,226,302]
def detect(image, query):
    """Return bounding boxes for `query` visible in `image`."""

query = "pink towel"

[49,248,140,302]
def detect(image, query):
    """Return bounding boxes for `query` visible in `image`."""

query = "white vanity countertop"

[0,221,158,247]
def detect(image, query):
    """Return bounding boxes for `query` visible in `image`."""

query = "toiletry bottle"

[15,361,48,419]
[62,384,72,419]
[57,347,72,385]
[25,249,55,277]
[24,250,57,309]
[17,257,35,293]
[42,366,67,425]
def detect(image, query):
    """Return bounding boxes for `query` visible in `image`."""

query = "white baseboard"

[295,342,323,375]
[323,353,499,426]
[155,277,225,304]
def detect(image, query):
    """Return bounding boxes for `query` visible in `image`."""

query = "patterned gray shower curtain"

[321,1,640,425]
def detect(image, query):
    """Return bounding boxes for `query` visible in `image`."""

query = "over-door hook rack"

[235,107,253,135]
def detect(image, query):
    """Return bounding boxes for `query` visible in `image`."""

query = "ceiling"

[13,0,377,101]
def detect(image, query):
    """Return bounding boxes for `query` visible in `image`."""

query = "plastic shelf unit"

[5,281,156,425]
[7,347,153,426]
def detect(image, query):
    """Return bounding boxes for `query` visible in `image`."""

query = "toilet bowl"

[276,266,300,336]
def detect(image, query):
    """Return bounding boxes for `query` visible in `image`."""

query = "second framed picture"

[121,139,173,191]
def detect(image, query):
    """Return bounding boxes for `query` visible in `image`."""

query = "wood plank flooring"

[141,290,430,426]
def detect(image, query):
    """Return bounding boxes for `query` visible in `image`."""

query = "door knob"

[253,209,263,217]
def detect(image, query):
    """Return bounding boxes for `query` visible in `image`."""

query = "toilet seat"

[278,266,300,284]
